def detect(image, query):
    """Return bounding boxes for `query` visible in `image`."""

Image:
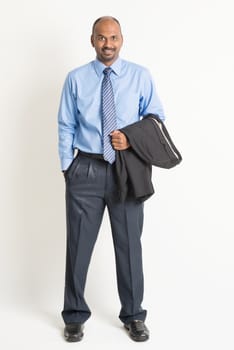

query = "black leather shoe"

[64,323,84,342]
[124,320,149,342]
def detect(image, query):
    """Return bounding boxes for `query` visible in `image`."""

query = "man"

[58,16,165,342]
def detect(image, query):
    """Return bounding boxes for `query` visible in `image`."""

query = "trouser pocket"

[64,154,80,181]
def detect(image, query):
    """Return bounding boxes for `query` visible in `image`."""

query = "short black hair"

[92,16,122,35]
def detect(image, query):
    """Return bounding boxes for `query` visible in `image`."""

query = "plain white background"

[0,0,233,349]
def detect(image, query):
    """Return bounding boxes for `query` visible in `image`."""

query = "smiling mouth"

[102,48,115,54]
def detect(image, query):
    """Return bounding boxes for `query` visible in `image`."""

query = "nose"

[104,38,113,47]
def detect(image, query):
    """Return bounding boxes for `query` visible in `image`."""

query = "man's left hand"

[110,130,130,150]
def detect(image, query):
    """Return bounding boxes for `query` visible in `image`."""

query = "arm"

[139,69,165,122]
[58,73,78,171]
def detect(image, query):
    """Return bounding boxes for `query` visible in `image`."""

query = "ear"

[121,35,124,47]
[90,35,94,47]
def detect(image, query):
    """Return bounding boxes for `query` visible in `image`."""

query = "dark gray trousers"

[62,153,147,325]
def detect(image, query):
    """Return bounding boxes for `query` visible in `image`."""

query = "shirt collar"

[93,57,122,77]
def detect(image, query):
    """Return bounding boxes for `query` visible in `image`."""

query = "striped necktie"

[101,67,117,164]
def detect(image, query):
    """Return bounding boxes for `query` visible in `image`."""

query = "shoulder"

[120,59,152,78]
[67,61,95,81]
[121,59,150,73]
[62,61,95,94]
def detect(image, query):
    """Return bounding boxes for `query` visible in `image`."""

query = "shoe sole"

[64,332,84,342]
[64,336,83,342]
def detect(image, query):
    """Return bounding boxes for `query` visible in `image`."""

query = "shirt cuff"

[61,158,73,171]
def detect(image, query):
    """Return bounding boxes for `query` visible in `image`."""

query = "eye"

[112,36,118,41]
[97,36,106,42]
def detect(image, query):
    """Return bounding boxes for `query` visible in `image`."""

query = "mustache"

[102,47,115,51]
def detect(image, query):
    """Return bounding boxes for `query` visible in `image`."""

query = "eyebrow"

[96,34,119,38]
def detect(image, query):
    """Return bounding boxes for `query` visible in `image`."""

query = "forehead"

[93,20,121,35]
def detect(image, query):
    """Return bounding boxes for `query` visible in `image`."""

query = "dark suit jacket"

[115,115,182,202]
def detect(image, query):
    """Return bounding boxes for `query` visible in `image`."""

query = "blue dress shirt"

[58,58,165,170]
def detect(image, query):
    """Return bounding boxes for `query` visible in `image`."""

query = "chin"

[103,55,117,63]
[103,55,114,60]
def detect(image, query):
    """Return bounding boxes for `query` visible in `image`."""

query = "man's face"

[91,19,123,66]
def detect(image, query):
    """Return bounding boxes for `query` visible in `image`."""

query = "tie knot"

[103,67,112,76]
